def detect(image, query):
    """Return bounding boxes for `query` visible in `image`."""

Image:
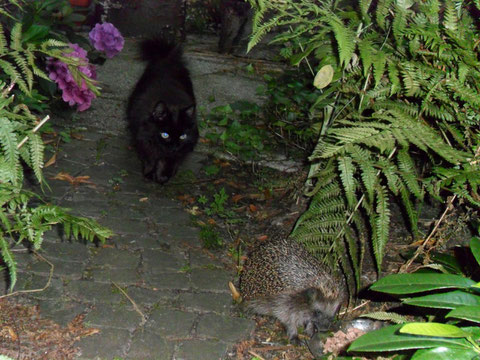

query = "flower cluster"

[89,22,124,58]
[47,44,97,112]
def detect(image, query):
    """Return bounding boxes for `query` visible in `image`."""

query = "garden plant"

[246,0,480,290]
[0,0,126,291]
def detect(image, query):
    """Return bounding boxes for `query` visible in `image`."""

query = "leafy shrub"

[0,2,112,291]
[349,236,480,359]
[247,0,480,287]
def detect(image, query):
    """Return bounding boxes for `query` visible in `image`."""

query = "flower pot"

[69,0,92,7]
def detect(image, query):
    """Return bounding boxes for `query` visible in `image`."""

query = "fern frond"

[0,233,16,291]
[338,156,357,207]
[326,13,356,67]
[361,311,409,324]
[0,24,7,56]
[0,117,19,185]
[0,59,29,94]
[373,184,390,272]
[27,132,44,183]
[397,148,423,198]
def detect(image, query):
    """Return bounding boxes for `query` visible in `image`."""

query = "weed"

[199,224,224,249]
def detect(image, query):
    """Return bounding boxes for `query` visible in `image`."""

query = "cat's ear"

[184,105,196,118]
[153,102,167,118]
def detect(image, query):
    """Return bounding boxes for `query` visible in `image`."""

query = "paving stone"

[175,291,235,314]
[38,299,87,326]
[124,286,177,308]
[142,249,187,273]
[190,268,232,292]
[89,267,140,285]
[146,307,197,337]
[196,313,256,342]
[84,303,142,330]
[126,329,174,360]
[19,274,64,300]
[189,250,225,268]
[97,216,150,235]
[25,257,84,280]
[76,327,130,360]
[65,280,124,304]
[41,241,90,262]
[175,339,228,360]
[143,272,191,290]
[90,247,140,269]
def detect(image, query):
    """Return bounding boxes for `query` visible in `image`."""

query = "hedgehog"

[239,237,345,343]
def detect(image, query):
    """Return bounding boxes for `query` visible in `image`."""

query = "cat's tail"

[139,36,182,62]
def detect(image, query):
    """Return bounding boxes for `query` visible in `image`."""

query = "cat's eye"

[179,134,187,140]
[160,132,170,139]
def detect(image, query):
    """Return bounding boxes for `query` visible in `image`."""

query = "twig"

[340,300,371,315]
[0,251,54,299]
[112,282,147,326]
[16,115,50,150]
[399,194,457,273]
[247,350,267,359]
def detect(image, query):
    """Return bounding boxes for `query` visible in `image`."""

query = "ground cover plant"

[246,0,480,290]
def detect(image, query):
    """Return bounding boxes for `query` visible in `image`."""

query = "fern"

[249,0,480,289]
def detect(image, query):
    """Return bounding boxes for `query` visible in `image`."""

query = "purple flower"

[89,22,124,58]
[47,44,97,112]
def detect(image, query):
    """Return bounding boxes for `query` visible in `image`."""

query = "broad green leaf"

[371,273,476,294]
[400,323,469,338]
[446,305,480,323]
[411,347,479,360]
[430,252,463,274]
[348,324,472,352]
[403,290,480,309]
[470,237,480,267]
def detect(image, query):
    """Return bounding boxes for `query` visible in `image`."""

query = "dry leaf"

[207,218,216,225]
[52,172,95,186]
[257,235,268,241]
[232,194,245,203]
[44,153,57,168]
[139,197,149,202]
[6,326,18,341]
[249,204,258,212]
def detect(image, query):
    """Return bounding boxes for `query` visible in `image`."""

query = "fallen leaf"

[139,197,149,202]
[232,194,245,203]
[52,172,95,186]
[44,153,57,168]
[257,235,268,241]
[213,159,231,167]
[70,132,84,140]
[6,326,18,341]
[249,204,258,212]
[186,206,201,216]
[207,218,216,225]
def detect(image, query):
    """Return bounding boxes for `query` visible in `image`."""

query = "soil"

[0,298,98,360]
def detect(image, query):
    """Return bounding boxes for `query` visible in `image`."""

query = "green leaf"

[348,324,472,352]
[411,347,479,360]
[371,273,476,294]
[403,290,480,310]
[446,305,480,324]
[400,323,470,338]
[470,237,480,267]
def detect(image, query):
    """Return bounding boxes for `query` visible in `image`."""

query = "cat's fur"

[127,37,198,184]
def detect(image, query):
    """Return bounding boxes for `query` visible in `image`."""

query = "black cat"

[127,37,198,184]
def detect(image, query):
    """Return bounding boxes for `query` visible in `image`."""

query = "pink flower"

[89,22,124,58]
[47,44,97,112]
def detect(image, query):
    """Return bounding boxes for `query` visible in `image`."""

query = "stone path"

[4,36,276,360]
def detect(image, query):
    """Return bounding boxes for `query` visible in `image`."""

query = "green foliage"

[349,237,480,359]
[199,224,224,249]
[0,0,99,107]
[247,0,480,286]
[202,102,268,160]
[0,2,110,291]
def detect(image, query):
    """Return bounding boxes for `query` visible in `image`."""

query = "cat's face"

[151,101,198,155]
